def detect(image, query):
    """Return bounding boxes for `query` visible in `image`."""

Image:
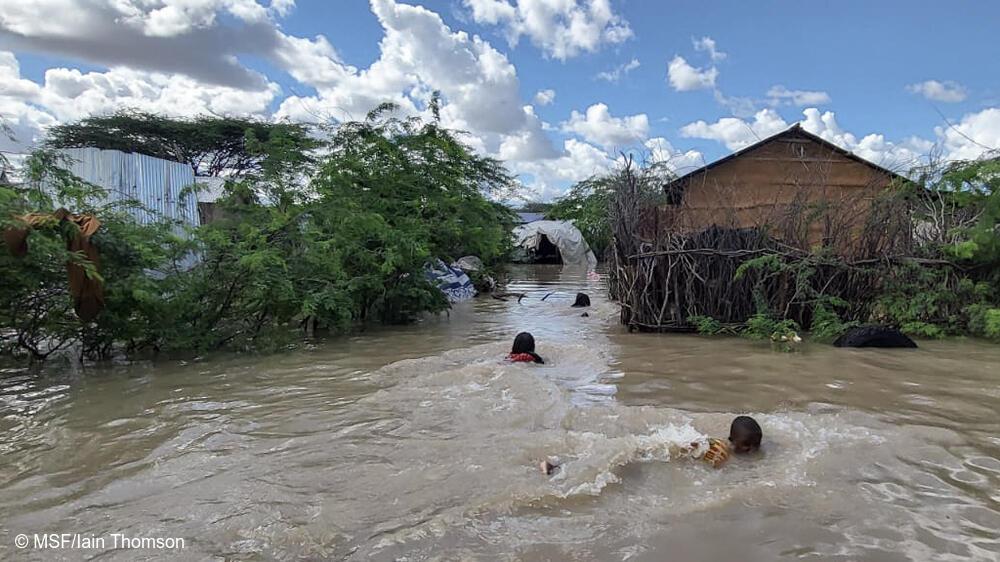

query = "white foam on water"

[344,287,897,557]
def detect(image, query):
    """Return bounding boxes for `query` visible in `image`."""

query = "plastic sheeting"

[512,220,597,269]
[452,255,483,272]
[425,259,477,302]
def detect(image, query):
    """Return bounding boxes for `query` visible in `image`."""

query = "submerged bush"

[744,312,800,341]
[0,150,190,359]
[688,315,723,335]
[965,304,1000,340]
[150,105,515,352]
[810,304,859,342]
[1,105,516,360]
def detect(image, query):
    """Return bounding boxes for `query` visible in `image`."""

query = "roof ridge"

[665,125,910,188]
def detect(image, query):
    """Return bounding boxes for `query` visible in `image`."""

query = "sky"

[1,0,999,200]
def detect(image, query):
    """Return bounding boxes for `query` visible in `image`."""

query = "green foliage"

[964,304,1000,340]
[733,254,783,280]
[45,110,318,177]
[864,158,1000,338]
[688,315,723,335]
[546,176,614,260]
[810,303,859,342]
[146,105,514,352]
[914,157,1000,266]
[2,106,515,360]
[0,150,189,359]
[872,262,997,337]
[516,201,553,214]
[548,164,672,260]
[743,312,800,341]
[899,321,944,339]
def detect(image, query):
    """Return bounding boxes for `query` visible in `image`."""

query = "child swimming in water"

[688,415,763,468]
[507,332,544,364]
[540,416,762,475]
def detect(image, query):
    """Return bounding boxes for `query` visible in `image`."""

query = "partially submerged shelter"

[512,220,597,269]
[652,124,910,253]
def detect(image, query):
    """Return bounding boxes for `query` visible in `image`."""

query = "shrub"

[965,304,1000,340]
[744,312,800,341]
[810,303,859,342]
[688,315,723,335]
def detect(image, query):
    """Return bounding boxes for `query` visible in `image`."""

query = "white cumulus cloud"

[935,107,1000,160]
[667,56,718,92]
[643,136,705,175]
[534,89,555,106]
[275,0,554,159]
[906,80,967,103]
[679,108,787,150]
[0,0,282,89]
[561,103,649,148]
[679,107,946,171]
[693,36,726,61]
[511,138,614,200]
[0,49,281,151]
[0,52,42,99]
[596,58,640,83]
[766,85,831,107]
[463,0,632,60]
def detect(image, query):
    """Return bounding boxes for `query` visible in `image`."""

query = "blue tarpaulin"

[425,259,476,302]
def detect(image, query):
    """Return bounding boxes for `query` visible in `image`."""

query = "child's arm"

[699,438,730,468]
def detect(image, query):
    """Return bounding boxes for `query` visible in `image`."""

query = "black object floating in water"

[571,293,591,307]
[833,326,917,348]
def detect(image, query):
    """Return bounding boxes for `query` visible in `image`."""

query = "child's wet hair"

[571,293,591,307]
[728,415,762,453]
[512,332,536,354]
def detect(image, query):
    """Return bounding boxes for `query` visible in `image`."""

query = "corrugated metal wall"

[54,147,201,227]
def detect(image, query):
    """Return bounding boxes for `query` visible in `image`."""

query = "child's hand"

[701,438,730,468]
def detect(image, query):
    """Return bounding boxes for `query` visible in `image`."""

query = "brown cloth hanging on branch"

[3,209,105,321]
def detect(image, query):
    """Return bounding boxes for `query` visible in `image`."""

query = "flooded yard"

[2,265,999,561]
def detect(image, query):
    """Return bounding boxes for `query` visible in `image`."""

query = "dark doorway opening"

[532,234,563,264]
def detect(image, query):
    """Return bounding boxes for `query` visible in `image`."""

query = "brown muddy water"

[1,265,999,561]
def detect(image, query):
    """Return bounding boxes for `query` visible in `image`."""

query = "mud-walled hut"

[611,125,916,332]
[651,124,911,253]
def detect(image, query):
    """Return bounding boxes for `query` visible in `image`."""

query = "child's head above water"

[728,415,762,454]
[511,332,536,354]
[509,332,544,364]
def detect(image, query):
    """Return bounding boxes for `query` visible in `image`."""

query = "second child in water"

[507,332,544,364]
[541,416,762,475]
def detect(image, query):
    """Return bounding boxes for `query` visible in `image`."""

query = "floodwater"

[1,265,999,561]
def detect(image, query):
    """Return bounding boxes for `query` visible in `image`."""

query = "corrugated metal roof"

[53,147,201,227]
[516,212,545,224]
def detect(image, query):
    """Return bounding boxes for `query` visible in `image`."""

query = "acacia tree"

[147,104,517,351]
[3,105,519,359]
[45,111,318,177]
